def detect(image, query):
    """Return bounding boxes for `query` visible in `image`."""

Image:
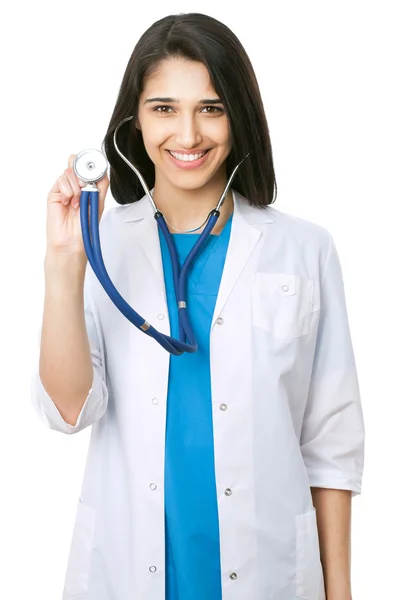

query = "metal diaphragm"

[73,148,108,183]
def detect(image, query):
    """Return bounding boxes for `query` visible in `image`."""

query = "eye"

[201,106,223,114]
[153,105,173,113]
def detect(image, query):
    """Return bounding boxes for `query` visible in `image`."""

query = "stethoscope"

[73,115,250,356]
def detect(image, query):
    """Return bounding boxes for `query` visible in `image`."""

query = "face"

[136,57,232,191]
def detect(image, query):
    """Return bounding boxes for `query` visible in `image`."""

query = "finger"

[64,167,82,201]
[58,174,74,204]
[68,154,77,170]
[67,155,87,191]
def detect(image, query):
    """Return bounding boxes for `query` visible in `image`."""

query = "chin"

[163,171,212,189]
[171,178,213,192]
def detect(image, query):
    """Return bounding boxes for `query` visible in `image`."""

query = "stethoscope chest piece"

[73,148,108,183]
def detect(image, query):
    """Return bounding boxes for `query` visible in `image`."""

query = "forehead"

[142,58,216,97]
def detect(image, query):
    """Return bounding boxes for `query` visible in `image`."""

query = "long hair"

[102,13,278,207]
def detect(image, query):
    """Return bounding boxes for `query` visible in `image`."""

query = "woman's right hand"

[46,153,109,257]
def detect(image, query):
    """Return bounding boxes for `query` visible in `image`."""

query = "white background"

[1,1,398,598]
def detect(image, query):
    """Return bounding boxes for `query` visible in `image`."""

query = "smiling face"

[136,57,232,192]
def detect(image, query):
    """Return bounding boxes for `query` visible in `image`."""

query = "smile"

[166,149,211,170]
[168,150,209,161]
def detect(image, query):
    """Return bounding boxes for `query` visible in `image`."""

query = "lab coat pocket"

[64,497,96,596]
[295,507,325,600]
[253,272,314,339]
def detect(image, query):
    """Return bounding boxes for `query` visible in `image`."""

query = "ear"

[135,120,141,130]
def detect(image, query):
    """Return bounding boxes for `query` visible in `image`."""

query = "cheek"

[138,111,162,141]
[141,129,166,159]
[209,120,231,146]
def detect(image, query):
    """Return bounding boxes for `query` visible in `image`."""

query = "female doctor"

[33,12,365,600]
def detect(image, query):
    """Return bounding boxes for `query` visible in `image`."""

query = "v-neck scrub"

[159,214,233,600]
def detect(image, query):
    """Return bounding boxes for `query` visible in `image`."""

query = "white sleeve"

[30,270,109,435]
[300,234,365,496]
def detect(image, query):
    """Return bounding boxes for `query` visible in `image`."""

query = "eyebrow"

[144,97,223,104]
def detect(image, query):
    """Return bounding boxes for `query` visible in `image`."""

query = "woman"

[32,12,365,600]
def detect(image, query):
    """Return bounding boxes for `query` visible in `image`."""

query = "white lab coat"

[31,188,365,600]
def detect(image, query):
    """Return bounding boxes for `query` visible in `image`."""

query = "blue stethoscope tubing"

[78,115,250,355]
[80,190,219,355]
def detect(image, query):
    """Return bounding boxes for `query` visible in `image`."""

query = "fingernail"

[78,179,85,187]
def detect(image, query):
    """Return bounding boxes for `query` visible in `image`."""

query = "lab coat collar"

[121,188,274,325]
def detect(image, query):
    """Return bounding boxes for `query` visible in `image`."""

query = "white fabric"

[30,189,365,600]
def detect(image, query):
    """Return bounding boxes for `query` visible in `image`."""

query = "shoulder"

[265,204,330,242]
[238,195,334,279]
[271,205,332,271]
[238,191,332,259]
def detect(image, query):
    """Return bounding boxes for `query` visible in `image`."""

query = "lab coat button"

[149,565,157,573]
[150,483,157,490]
[152,398,159,405]
[216,317,224,325]
[157,313,165,320]
[281,284,289,292]
[225,488,232,496]
[230,572,237,580]
[220,403,228,411]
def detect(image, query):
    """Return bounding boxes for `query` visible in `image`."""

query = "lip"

[165,149,211,170]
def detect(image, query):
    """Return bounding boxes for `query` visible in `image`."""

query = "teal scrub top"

[158,213,233,600]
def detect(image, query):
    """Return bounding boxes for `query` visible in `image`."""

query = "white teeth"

[169,150,207,162]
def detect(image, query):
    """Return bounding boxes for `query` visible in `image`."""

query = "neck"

[152,175,234,235]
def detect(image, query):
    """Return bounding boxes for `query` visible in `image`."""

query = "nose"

[174,115,202,149]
